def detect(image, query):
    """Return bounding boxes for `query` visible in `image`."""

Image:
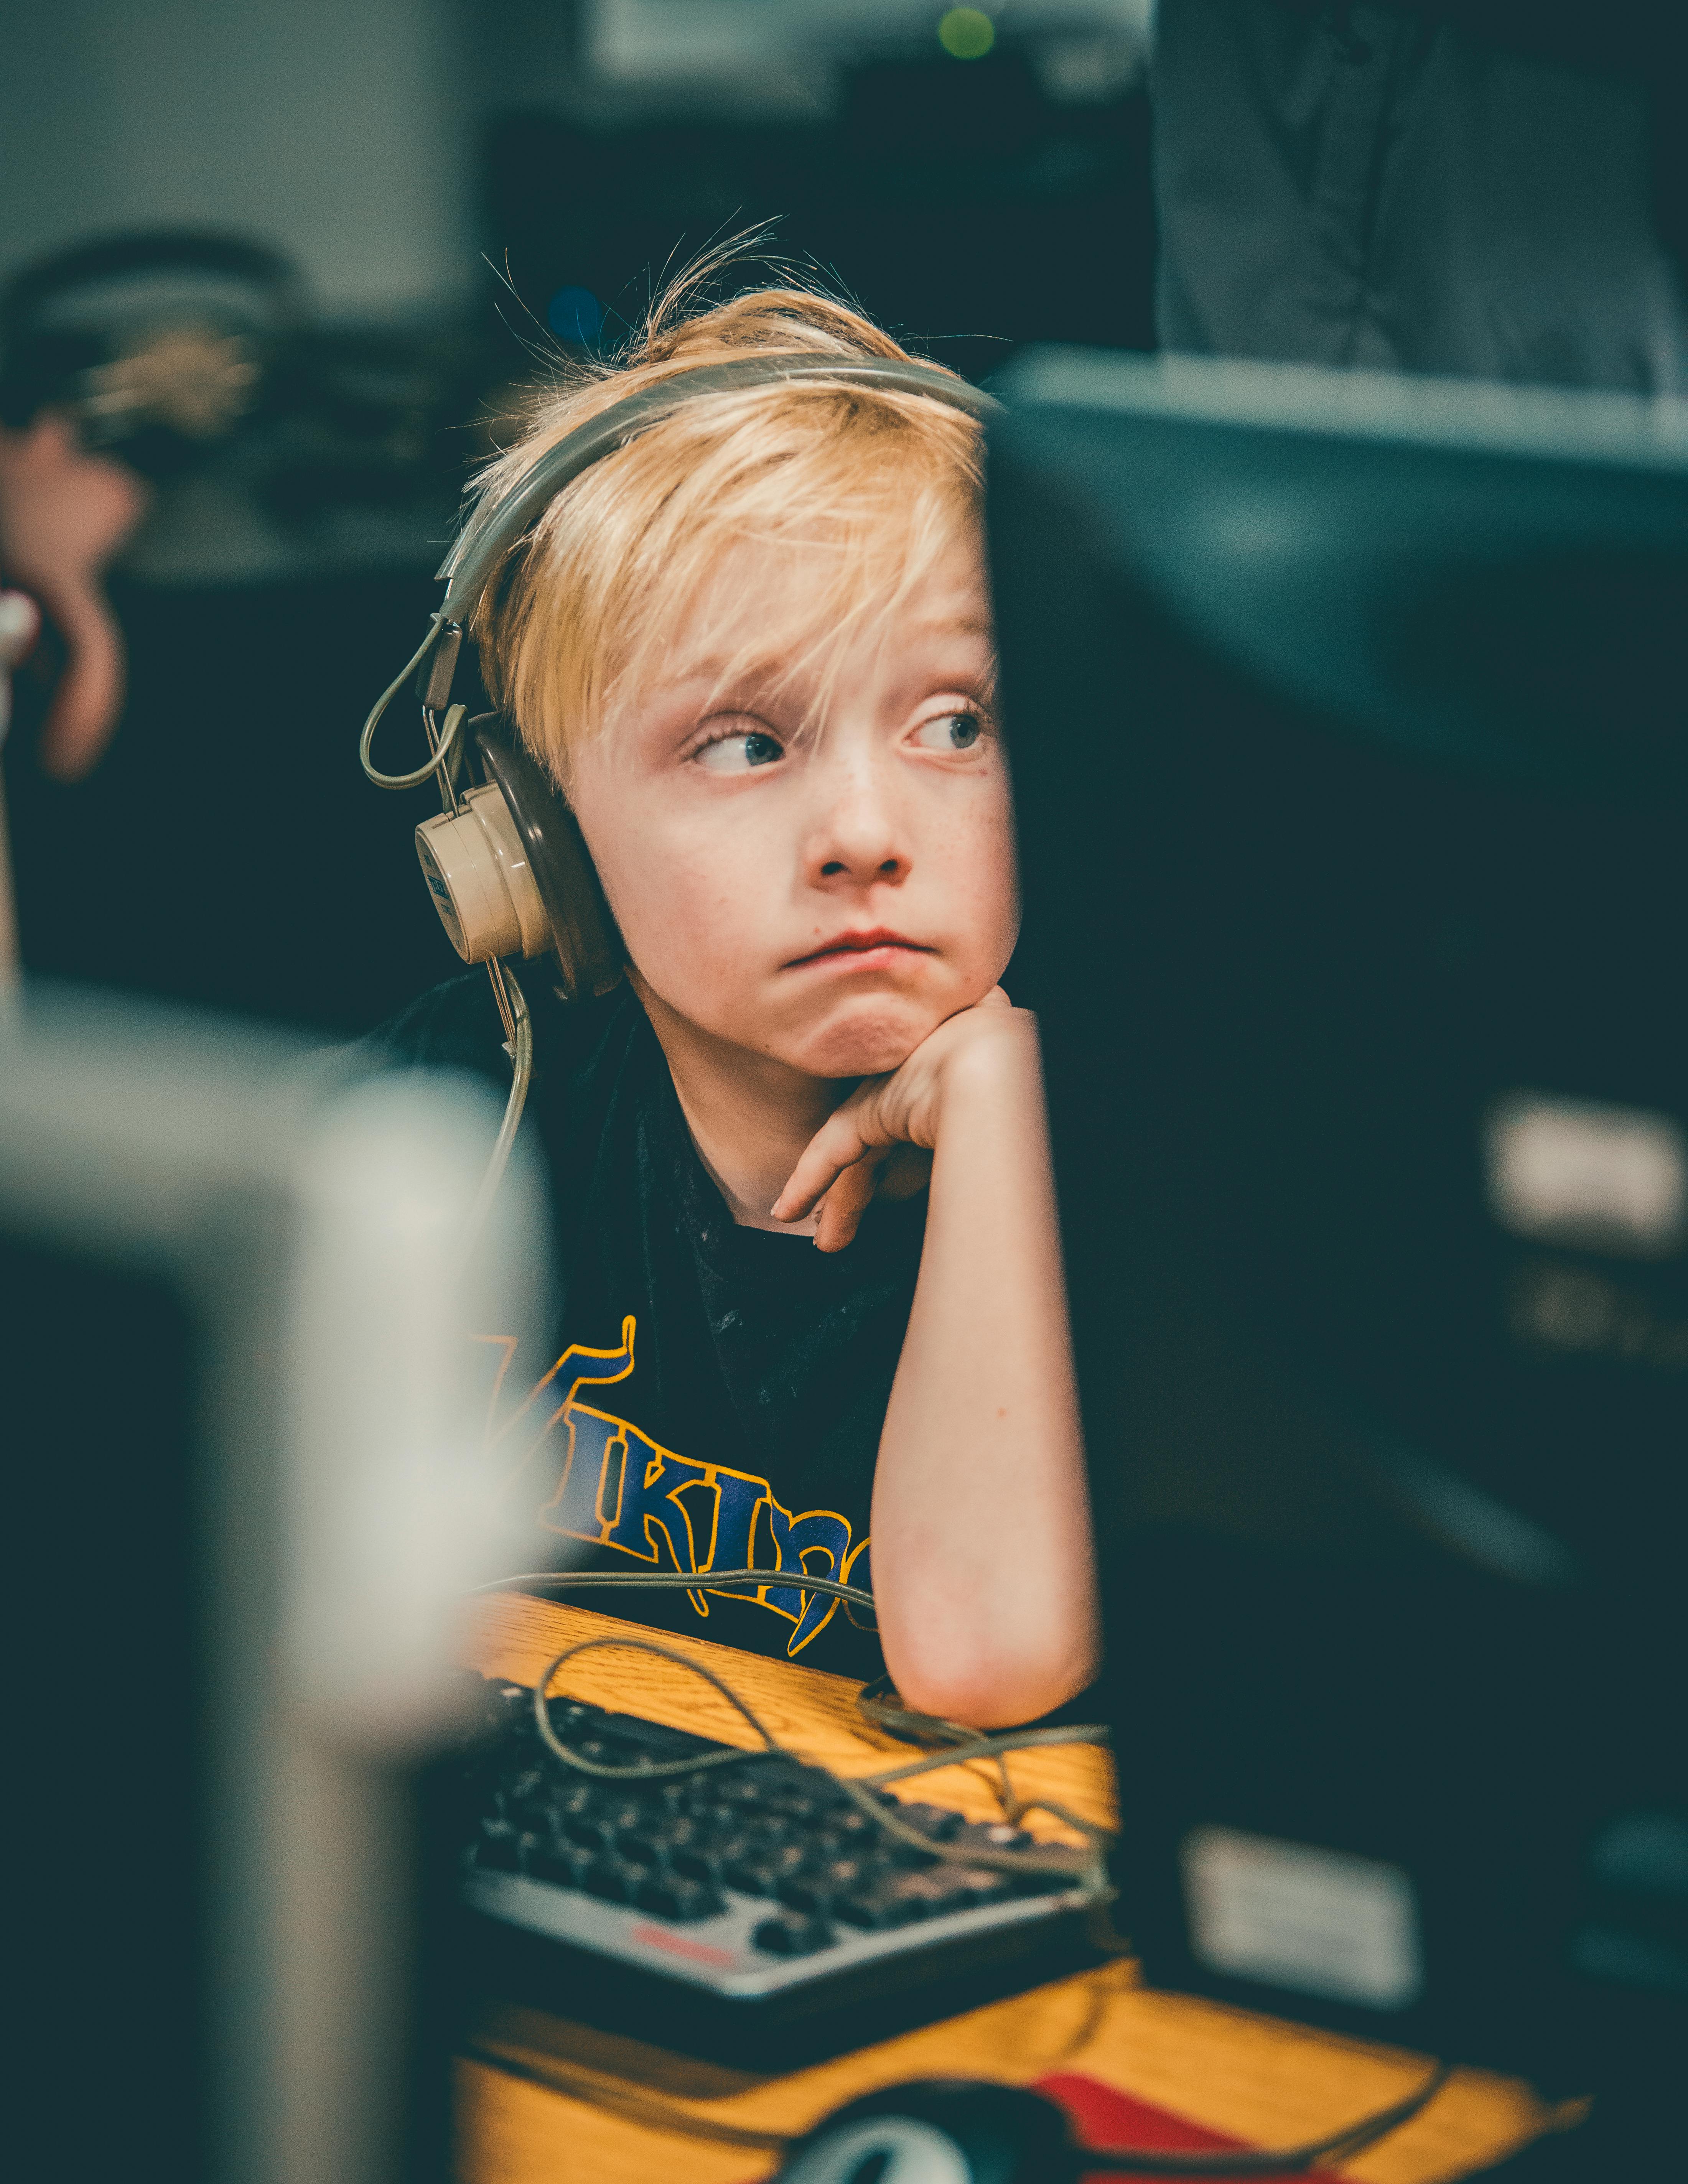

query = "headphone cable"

[463,958,532,1248]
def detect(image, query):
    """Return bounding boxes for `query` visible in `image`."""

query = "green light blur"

[938,8,996,61]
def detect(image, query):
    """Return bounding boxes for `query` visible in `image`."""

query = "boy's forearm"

[870,1031,1099,1727]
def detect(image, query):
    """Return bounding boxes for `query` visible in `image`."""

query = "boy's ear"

[477,726,624,1001]
[410,721,624,997]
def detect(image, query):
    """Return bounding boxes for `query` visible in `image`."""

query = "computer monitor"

[989,352,1688,2170]
[1,986,547,2184]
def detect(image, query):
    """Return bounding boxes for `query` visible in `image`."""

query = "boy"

[374,282,1097,1728]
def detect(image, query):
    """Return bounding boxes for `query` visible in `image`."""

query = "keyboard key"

[636,1873,726,1923]
[776,1858,870,1915]
[844,1868,974,1926]
[823,1808,879,1849]
[886,1802,965,1843]
[641,1810,696,1853]
[935,1864,1016,1909]
[833,1888,915,1931]
[527,1841,591,1889]
[671,1839,731,1884]
[493,1767,548,1825]
[752,1911,833,1957]
[725,1842,807,1896]
[581,1856,648,1905]
[963,1822,1034,1851]
[767,1786,832,1822]
[476,1822,522,1873]
[560,1807,617,1851]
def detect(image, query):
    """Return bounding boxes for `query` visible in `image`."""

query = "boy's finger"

[771,1112,870,1221]
[771,1155,843,1223]
[814,1157,880,1253]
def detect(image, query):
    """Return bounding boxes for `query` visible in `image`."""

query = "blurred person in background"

[0,408,148,780]
[0,225,473,1032]
[0,408,149,986]
[1153,0,1688,391]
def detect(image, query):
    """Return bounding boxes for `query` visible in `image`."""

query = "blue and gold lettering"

[515,1317,866,1658]
[759,1500,852,1649]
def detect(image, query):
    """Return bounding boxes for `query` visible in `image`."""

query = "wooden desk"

[457,1596,1565,2184]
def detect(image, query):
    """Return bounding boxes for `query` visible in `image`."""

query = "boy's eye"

[912,710,985,754]
[694,729,786,773]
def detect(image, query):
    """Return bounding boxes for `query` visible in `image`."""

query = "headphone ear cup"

[474,724,623,1002]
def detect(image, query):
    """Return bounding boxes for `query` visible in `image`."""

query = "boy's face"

[568,536,1017,1082]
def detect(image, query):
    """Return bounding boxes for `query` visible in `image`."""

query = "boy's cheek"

[637,943,944,1076]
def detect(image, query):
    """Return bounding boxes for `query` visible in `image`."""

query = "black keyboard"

[454,1673,1094,2016]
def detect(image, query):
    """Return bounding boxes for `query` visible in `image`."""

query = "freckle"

[996,1406,1007,1419]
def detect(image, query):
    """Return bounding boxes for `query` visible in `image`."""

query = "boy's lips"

[786,927,935,971]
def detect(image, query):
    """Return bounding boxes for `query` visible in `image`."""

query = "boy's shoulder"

[361,969,636,1090]
[361,969,512,1083]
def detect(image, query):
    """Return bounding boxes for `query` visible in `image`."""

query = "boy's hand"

[772,988,1039,1252]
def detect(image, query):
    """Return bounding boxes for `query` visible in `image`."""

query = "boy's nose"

[805,762,907,886]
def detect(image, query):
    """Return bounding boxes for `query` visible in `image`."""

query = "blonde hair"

[464,271,986,786]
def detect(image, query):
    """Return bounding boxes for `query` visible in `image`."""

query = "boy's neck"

[631,976,841,1238]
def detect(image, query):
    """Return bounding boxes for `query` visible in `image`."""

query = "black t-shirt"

[367,973,923,1680]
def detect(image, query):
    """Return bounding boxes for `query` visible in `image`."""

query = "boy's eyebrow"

[907,612,994,636]
[643,612,998,708]
[671,615,993,676]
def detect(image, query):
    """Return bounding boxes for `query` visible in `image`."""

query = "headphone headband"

[437,352,1000,624]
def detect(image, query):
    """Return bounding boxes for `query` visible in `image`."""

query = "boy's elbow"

[886,1631,1099,1732]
